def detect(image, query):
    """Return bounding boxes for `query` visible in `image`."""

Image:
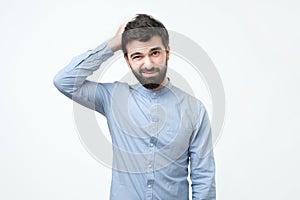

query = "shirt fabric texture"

[53,43,216,200]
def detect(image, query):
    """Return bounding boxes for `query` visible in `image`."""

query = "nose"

[143,55,154,70]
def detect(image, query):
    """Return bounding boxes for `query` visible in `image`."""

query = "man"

[54,14,216,200]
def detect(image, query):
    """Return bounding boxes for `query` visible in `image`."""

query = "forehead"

[126,35,164,54]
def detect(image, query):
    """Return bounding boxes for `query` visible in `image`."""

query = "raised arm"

[53,25,125,114]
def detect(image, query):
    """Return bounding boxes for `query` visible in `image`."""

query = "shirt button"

[147,180,154,188]
[148,164,152,168]
[149,143,154,147]
[153,92,156,96]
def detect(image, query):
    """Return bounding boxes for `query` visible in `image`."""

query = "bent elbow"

[53,72,63,92]
[52,72,74,99]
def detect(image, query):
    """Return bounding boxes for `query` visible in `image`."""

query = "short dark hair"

[122,14,169,56]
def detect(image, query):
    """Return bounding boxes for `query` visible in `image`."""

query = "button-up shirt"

[53,43,216,200]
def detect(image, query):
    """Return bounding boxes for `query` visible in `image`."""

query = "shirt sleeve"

[189,103,216,200]
[53,43,114,115]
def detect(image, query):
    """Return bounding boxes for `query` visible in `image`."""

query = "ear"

[166,46,170,60]
[124,54,131,68]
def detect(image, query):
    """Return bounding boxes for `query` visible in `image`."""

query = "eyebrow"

[129,47,163,59]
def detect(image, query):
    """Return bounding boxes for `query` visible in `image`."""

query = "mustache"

[140,67,160,73]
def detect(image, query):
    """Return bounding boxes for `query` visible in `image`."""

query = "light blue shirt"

[53,43,216,200]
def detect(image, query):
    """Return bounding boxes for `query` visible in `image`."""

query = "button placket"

[146,135,156,199]
[146,95,159,199]
[153,98,159,132]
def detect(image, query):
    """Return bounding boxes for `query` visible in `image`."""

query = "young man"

[54,14,216,200]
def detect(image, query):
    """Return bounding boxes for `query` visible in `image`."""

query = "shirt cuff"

[92,42,114,56]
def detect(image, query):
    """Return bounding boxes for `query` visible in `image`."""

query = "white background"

[1,0,299,199]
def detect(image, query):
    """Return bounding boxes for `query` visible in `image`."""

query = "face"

[124,35,170,90]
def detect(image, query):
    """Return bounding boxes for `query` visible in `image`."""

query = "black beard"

[130,63,168,90]
[142,83,161,89]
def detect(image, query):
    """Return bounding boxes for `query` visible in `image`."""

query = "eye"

[131,55,142,60]
[151,50,161,57]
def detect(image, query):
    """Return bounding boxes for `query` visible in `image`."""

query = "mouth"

[142,71,158,77]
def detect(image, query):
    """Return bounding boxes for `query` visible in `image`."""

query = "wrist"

[108,36,121,52]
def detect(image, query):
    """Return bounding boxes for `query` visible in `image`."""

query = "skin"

[108,25,170,90]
